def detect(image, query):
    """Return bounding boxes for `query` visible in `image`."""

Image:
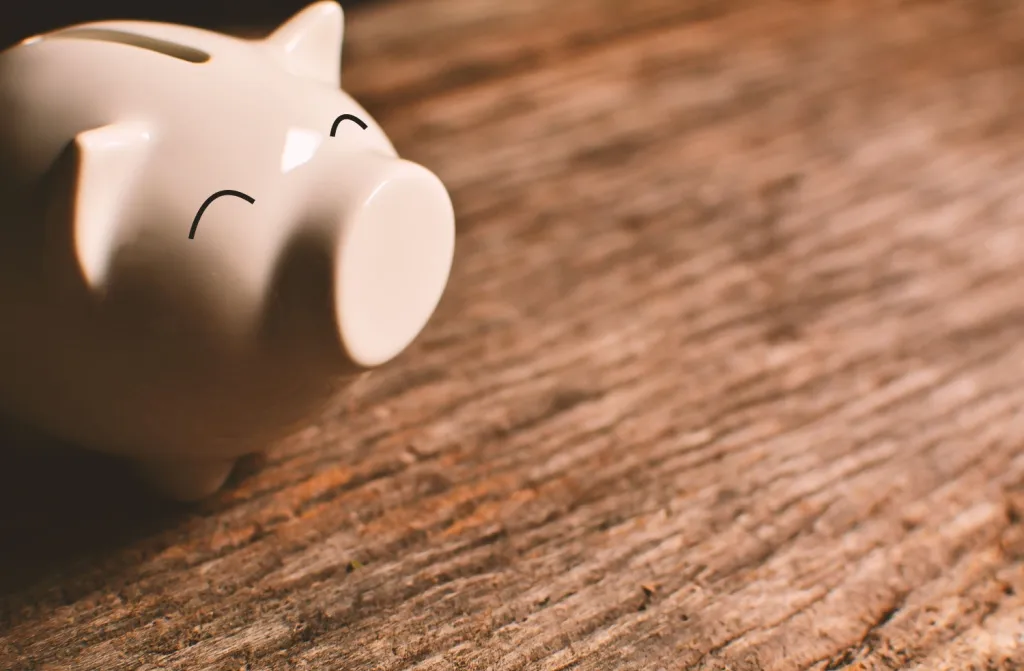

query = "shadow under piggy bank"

[0,412,266,602]
[0,415,174,589]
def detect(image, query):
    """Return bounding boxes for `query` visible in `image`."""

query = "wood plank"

[3,0,1024,669]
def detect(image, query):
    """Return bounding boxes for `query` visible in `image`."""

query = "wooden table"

[3,0,1024,668]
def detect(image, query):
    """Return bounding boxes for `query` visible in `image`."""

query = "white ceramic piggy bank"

[0,2,455,500]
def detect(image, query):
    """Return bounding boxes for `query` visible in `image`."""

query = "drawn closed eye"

[188,190,255,240]
[330,114,368,136]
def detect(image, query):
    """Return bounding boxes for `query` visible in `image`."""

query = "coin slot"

[49,27,210,63]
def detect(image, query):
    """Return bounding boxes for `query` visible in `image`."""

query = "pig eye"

[188,189,255,239]
[330,114,368,136]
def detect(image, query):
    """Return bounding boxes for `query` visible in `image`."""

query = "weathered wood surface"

[3,0,1024,668]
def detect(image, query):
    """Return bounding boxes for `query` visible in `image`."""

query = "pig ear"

[71,123,152,290]
[264,1,344,88]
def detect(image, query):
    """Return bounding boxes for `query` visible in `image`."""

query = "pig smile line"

[188,190,255,239]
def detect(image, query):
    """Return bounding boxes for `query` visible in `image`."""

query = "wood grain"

[3,0,1024,668]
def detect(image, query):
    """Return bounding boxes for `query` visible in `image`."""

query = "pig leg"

[134,457,237,502]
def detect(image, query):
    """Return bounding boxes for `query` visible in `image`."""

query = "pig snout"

[323,151,455,368]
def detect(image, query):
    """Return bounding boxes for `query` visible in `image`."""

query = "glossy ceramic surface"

[0,2,456,500]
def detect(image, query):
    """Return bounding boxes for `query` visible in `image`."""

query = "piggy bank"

[0,2,456,500]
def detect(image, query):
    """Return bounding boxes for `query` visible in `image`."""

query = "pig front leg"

[134,456,238,502]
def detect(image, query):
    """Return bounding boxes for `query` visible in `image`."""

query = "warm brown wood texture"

[3,0,1024,669]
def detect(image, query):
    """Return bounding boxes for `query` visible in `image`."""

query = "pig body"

[0,2,456,499]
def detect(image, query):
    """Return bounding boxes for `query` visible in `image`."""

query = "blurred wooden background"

[3,0,1024,669]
